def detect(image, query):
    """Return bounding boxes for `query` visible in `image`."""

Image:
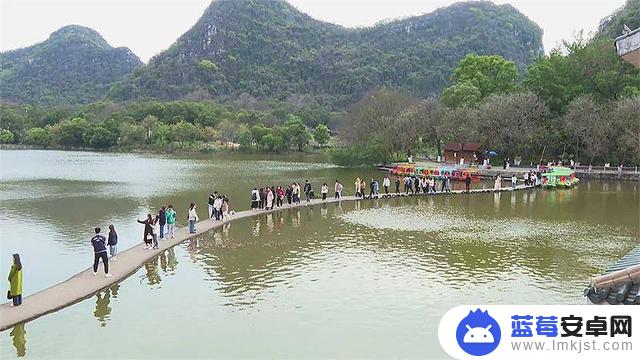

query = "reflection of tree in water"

[10,323,26,357]
[93,284,119,327]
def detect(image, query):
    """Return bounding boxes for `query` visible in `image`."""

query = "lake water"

[0,150,638,358]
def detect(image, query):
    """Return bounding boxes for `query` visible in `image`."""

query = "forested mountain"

[597,0,640,39]
[107,0,543,108]
[0,25,142,106]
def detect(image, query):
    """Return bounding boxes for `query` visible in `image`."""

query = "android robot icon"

[463,324,495,343]
[455,309,501,356]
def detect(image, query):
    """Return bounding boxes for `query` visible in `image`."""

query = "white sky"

[0,0,627,63]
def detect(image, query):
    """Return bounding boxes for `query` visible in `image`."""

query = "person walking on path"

[166,205,176,238]
[151,215,160,249]
[494,175,502,191]
[188,203,199,234]
[266,188,274,210]
[445,174,452,193]
[304,180,312,202]
[214,195,223,219]
[7,254,22,306]
[465,173,472,193]
[108,224,118,260]
[369,178,376,198]
[321,182,329,201]
[334,180,343,199]
[395,177,400,194]
[383,176,390,194]
[440,175,447,192]
[355,177,361,198]
[158,206,166,239]
[91,227,111,278]
[251,188,260,210]
[359,179,366,198]
[413,176,420,194]
[285,185,293,205]
[222,196,230,218]
[208,193,215,219]
[276,186,284,207]
[137,214,154,249]
[259,188,266,209]
[511,174,517,189]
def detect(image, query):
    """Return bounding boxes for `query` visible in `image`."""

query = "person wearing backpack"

[91,227,111,278]
[251,188,259,210]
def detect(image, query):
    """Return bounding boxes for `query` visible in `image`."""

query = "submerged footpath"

[0,184,536,331]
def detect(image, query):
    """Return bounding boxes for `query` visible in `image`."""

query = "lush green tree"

[50,117,90,146]
[0,130,16,144]
[83,125,117,148]
[441,82,482,108]
[283,116,311,151]
[609,96,640,164]
[442,54,518,108]
[312,124,331,146]
[172,121,201,144]
[119,122,146,146]
[237,127,254,149]
[22,127,51,146]
[523,50,581,114]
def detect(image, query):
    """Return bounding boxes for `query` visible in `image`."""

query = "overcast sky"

[0,0,627,62]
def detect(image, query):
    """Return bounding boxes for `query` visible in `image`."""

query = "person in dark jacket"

[304,180,312,202]
[108,224,118,260]
[137,214,154,249]
[91,227,111,277]
[465,173,472,193]
[395,178,400,194]
[158,206,166,239]
[285,186,293,205]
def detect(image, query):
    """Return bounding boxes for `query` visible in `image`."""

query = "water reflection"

[9,323,26,357]
[93,284,120,327]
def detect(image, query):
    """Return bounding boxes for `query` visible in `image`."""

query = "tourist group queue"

[6,171,543,306]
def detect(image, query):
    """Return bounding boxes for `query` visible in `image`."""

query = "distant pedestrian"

[511,174,517,189]
[222,196,230,218]
[259,188,266,209]
[465,173,472,193]
[251,188,260,210]
[166,205,176,238]
[285,185,293,205]
[7,254,22,306]
[395,177,400,194]
[359,179,366,197]
[494,175,502,191]
[137,214,154,249]
[334,180,343,199]
[276,186,285,207]
[158,206,166,239]
[208,193,215,219]
[188,203,198,234]
[414,176,420,194]
[108,224,118,260]
[383,176,390,194]
[151,215,160,249]
[266,188,274,210]
[321,182,328,201]
[304,180,312,202]
[355,177,361,198]
[91,227,111,278]
[214,195,223,219]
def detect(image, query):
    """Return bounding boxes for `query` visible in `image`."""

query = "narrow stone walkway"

[0,184,536,331]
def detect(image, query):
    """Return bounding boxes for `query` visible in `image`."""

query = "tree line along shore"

[1,37,639,167]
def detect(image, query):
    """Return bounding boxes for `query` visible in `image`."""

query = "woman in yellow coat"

[8,254,22,306]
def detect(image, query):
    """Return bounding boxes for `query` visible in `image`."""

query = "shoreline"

[0,184,537,331]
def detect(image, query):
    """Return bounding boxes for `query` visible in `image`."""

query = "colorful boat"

[390,163,481,181]
[541,166,580,188]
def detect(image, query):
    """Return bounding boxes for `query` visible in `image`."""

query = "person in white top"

[494,175,502,191]
[511,175,517,189]
[251,188,260,210]
[334,180,343,199]
[321,183,329,201]
[382,176,391,194]
[213,195,223,219]
[188,203,198,234]
[266,188,274,210]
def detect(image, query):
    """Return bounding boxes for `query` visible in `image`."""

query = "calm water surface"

[0,150,638,358]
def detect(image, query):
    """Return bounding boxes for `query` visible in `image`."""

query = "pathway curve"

[0,184,535,331]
